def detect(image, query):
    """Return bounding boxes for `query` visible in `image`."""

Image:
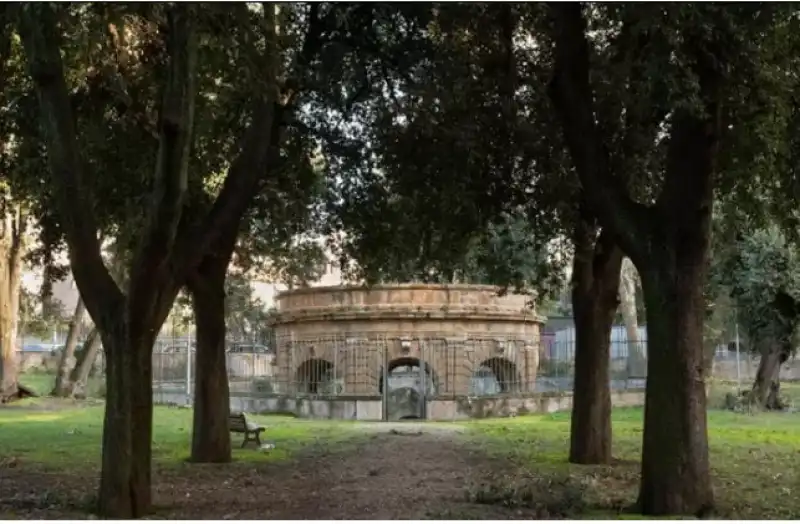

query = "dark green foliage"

[714,226,800,355]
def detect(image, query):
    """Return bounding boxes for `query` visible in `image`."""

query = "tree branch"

[175,1,324,277]
[656,32,722,228]
[18,4,125,326]
[547,3,651,264]
[611,15,669,168]
[129,4,197,299]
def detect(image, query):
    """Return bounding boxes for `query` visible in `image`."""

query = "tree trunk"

[53,297,86,396]
[129,325,156,516]
[20,3,290,517]
[0,210,24,403]
[70,327,102,397]
[749,344,786,410]
[96,316,162,518]
[97,323,134,518]
[569,217,622,465]
[637,257,713,516]
[0,296,18,402]
[187,239,236,463]
[619,258,646,376]
[548,5,719,515]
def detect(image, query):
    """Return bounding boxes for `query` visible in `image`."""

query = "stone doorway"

[379,357,438,421]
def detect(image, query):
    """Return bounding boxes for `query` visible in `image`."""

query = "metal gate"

[380,337,446,421]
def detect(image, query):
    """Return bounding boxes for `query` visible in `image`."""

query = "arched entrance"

[295,358,338,395]
[379,357,438,420]
[470,357,521,396]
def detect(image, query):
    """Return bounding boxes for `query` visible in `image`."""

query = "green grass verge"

[0,404,356,470]
[466,408,800,519]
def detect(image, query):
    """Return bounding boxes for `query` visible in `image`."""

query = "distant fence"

[152,331,656,401]
[151,327,800,404]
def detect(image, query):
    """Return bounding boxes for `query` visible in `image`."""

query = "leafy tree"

[183,3,329,465]
[311,3,631,469]
[221,274,273,343]
[715,226,800,409]
[18,287,67,341]
[545,3,800,514]
[17,3,318,516]
[0,4,51,402]
[315,3,636,469]
[322,2,800,513]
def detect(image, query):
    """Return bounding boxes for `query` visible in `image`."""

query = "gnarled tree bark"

[569,213,622,465]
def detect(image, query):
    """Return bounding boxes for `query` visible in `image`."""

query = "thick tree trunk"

[97,317,162,518]
[70,327,102,397]
[129,326,155,515]
[187,238,236,463]
[21,3,290,517]
[97,324,134,518]
[53,297,86,396]
[188,270,232,462]
[569,218,622,465]
[637,257,713,516]
[749,344,786,410]
[548,5,719,516]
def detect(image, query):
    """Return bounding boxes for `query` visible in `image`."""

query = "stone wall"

[153,390,646,421]
[272,284,544,398]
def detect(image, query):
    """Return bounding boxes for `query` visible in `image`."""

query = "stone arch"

[470,357,521,395]
[378,357,440,420]
[378,356,439,396]
[295,358,337,395]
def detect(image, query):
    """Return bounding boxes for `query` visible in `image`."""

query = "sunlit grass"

[3,393,800,519]
[0,404,356,470]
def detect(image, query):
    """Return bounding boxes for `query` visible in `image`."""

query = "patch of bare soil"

[0,430,543,520]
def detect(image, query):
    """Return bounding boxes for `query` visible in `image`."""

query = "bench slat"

[229,413,248,433]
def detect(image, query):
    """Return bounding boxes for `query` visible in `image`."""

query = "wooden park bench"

[228,412,266,448]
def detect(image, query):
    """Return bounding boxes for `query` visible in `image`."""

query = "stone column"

[453,338,475,396]
[523,342,540,393]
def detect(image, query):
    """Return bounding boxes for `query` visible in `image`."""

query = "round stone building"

[269,283,545,420]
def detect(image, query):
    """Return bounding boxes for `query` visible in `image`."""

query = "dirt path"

[2,423,533,520]
[154,424,529,519]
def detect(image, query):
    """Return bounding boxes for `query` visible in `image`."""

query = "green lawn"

[17,372,104,398]
[2,394,800,519]
[466,408,800,519]
[0,404,356,470]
